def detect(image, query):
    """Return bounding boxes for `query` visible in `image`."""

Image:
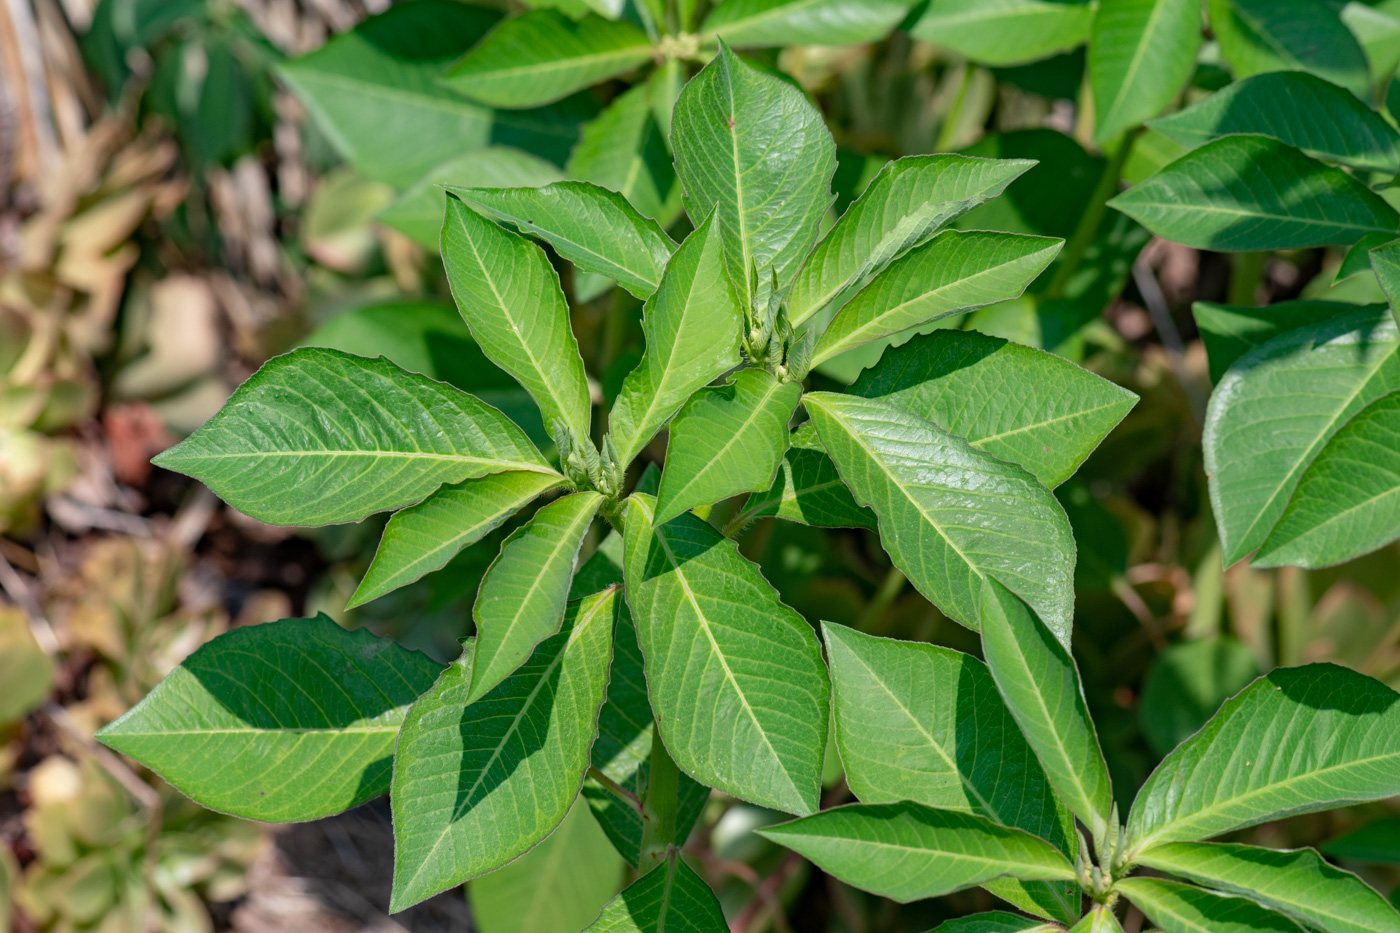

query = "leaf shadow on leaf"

[1269,664,1399,715]
[1229,311,1395,374]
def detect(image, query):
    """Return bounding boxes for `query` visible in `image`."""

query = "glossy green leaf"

[804,392,1076,641]
[442,194,594,444]
[980,578,1114,842]
[622,495,828,816]
[471,491,603,702]
[654,369,802,525]
[1126,663,1400,852]
[1207,0,1370,98]
[582,852,728,933]
[1148,72,1400,173]
[608,215,744,465]
[1203,305,1400,566]
[1069,907,1124,933]
[276,1,498,187]
[728,447,876,532]
[1255,393,1400,568]
[703,0,913,49]
[908,0,1094,66]
[96,615,442,823]
[1136,841,1400,933]
[1138,639,1259,758]
[824,624,1079,924]
[757,802,1075,903]
[812,232,1062,365]
[1191,300,1365,384]
[567,77,680,226]
[1090,0,1202,143]
[1108,136,1400,251]
[1322,817,1400,863]
[787,155,1036,328]
[671,42,836,309]
[153,349,554,527]
[390,589,617,911]
[1118,878,1305,933]
[441,11,654,109]
[849,329,1137,487]
[1338,233,1400,283]
[448,182,676,300]
[929,914,1061,933]
[351,472,565,608]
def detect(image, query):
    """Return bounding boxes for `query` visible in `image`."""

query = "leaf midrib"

[1100,0,1173,129]
[661,378,789,513]
[456,43,653,85]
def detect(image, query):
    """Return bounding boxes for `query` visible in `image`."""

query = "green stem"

[638,721,681,871]
[934,61,975,153]
[589,765,643,814]
[1044,130,1138,301]
[1228,251,1266,306]
[857,566,906,633]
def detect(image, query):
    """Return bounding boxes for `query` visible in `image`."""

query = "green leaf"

[582,852,728,933]
[1090,0,1202,143]
[379,148,564,251]
[823,624,1078,924]
[96,615,442,822]
[275,1,498,187]
[1118,878,1305,933]
[351,472,565,608]
[442,194,594,444]
[908,0,1094,66]
[390,589,618,911]
[1136,841,1400,933]
[1255,393,1400,568]
[703,0,914,48]
[450,182,675,300]
[608,215,744,466]
[671,42,836,309]
[1207,0,1370,99]
[979,578,1114,842]
[803,392,1076,642]
[787,155,1036,328]
[471,491,603,701]
[1373,239,1400,323]
[567,77,680,226]
[929,914,1061,933]
[622,494,829,816]
[1337,233,1400,283]
[1148,72,1400,173]
[1191,300,1367,384]
[1069,906,1125,933]
[152,349,554,527]
[0,609,53,726]
[441,11,654,109]
[1108,136,1400,251]
[1126,663,1400,853]
[1322,817,1400,863]
[654,369,802,525]
[1203,305,1400,566]
[812,231,1063,365]
[728,447,876,532]
[757,802,1075,903]
[848,329,1137,488]
[1138,639,1259,758]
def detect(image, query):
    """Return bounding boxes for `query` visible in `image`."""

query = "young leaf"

[567,78,680,226]
[848,330,1138,488]
[440,11,654,109]
[1089,0,1202,144]
[442,195,594,444]
[390,589,617,911]
[1118,878,1305,933]
[608,215,744,466]
[447,182,676,299]
[96,615,442,823]
[787,155,1036,328]
[671,42,836,309]
[1191,300,1365,383]
[812,231,1063,365]
[929,914,1062,933]
[703,0,915,50]
[276,1,498,187]
[1108,136,1400,251]
[1069,906,1124,933]
[728,447,876,532]
[583,852,728,933]
[350,472,564,608]
[654,370,802,525]
[1135,842,1400,933]
[471,491,603,702]
[979,578,1114,843]
[756,802,1076,903]
[1148,72,1400,173]
[1207,0,1370,99]
[1126,664,1400,853]
[908,0,1094,66]
[803,392,1076,642]
[153,349,555,527]
[1203,305,1400,567]
[622,495,829,816]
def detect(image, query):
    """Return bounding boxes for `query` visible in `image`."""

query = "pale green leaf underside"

[730,447,876,531]
[804,392,1076,641]
[1118,878,1304,933]
[152,348,553,527]
[1069,906,1124,933]
[582,853,728,933]
[757,802,1075,904]
[1090,0,1201,144]
[929,913,1061,933]
[1126,663,1400,853]
[703,0,913,48]
[96,615,442,823]
[1207,0,1370,99]
[390,590,616,911]
[908,0,1093,66]
[623,495,828,816]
